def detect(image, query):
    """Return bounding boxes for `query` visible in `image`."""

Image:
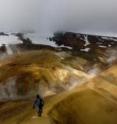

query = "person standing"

[33,94,44,116]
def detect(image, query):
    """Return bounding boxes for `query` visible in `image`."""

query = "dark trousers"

[38,108,42,116]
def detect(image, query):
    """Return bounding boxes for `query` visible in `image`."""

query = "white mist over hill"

[0,34,56,46]
[0,35,22,45]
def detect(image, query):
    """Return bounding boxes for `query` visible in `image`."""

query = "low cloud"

[0,0,117,38]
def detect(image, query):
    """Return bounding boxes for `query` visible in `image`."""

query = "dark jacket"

[33,97,44,108]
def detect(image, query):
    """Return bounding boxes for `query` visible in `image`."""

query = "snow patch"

[0,35,22,46]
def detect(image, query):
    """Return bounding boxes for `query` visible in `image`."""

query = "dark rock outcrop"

[0,32,8,36]
[0,44,6,53]
[50,32,117,51]
[15,33,32,45]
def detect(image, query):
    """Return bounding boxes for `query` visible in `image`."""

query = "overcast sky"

[0,0,117,37]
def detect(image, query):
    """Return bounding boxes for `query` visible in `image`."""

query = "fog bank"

[0,0,117,39]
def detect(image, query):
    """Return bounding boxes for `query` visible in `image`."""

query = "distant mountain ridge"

[0,32,117,64]
[50,32,117,51]
[0,32,117,53]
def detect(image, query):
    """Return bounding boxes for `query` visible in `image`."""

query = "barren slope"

[47,65,117,124]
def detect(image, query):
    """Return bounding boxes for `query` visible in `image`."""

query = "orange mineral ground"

[0,64,117,124]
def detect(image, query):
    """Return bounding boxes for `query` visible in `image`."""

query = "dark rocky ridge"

[0,44,6,53]
[1,32,117,53]
[50,32,117,51]
[49,32,117,63]
[0,32,117,64]
[0,32,8,36]
[0,32,71,53]
[13,33,71,52]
